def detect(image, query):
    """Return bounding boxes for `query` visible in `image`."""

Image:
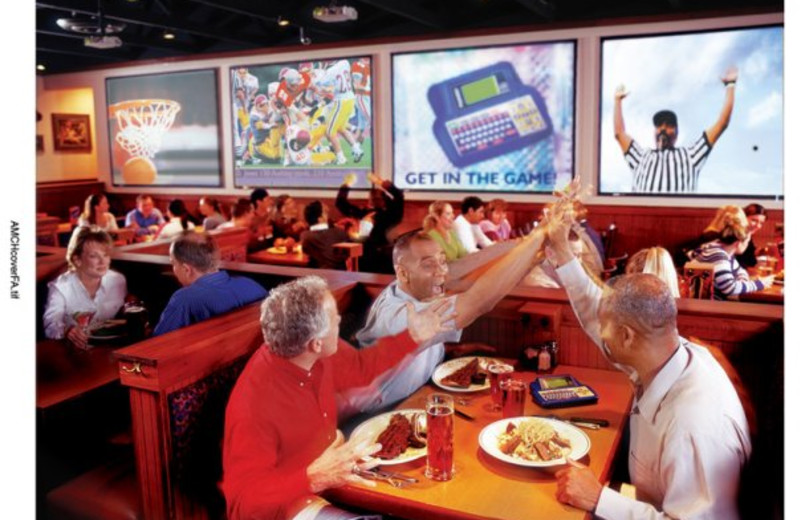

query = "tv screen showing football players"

[106,69,223,187]
[230,56,373,189]
[599,25,783,197]
[392,41,575,193]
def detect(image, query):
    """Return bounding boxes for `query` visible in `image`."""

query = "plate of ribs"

[350,409,427,465]
[432,356,493,392]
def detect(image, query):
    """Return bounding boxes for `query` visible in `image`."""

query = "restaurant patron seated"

[222,275,454,519]
[153,232,267,336]
[43,227,127,350]
[547,211,751,519]
[125,194,166,236]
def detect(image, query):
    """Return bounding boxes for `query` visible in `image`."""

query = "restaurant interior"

[24,0,790,519]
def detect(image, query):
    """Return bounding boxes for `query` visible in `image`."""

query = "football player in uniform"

[284,124,336,166]
[323,59,363,165]
[248,94,284,164]
[351,58,372,146]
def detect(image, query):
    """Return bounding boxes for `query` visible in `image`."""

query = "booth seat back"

[115,303,265,520]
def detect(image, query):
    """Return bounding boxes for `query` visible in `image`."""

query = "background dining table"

[328,363,634,520]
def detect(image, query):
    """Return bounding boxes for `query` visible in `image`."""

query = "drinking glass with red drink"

[425,393,454,481]
[488,362,514,412]
[500,378,526,418]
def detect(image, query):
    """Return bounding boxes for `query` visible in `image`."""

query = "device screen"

[540,375,573,389]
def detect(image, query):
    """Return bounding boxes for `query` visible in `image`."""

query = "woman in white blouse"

[77,194,118,231]
[43,227,127,349]
[156,199,195,240]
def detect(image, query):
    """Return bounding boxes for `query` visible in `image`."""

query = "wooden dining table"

[37,338,127,410]
[328,364,633,520]
[247,248,310,267]
[738,283,784,304]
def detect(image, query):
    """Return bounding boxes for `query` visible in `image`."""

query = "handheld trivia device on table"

[427,61,553,168]
[530,374,598,408]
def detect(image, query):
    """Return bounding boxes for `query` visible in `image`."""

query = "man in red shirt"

[221,275,454,519]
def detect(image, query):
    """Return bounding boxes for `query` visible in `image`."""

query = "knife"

[531,414,605,430]
[454,407,475,421]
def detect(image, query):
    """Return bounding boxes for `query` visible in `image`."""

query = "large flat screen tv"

[230,56,373,189]
[599,25,783,197]
[392,41,575,193]
[106,69,222,187]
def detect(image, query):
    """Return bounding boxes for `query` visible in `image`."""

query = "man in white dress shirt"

[547,214,751,519]
[453,196,494,253]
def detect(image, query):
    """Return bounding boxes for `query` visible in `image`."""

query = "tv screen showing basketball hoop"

[106,69,222,187]
[229,56,373,189]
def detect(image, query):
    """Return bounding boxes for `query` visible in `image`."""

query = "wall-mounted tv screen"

[599,25,783,197]
[393,41,575,193]
[106,69,222,187]
[230,56,373,189]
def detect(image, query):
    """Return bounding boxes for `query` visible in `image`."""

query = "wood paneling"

[37,181,106,220]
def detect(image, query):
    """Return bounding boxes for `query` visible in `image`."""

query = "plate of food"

[432,357,493,392]
[267,246,288,255]
[89,319,127,340]
[350,409,426,465]
[479,417,590,468]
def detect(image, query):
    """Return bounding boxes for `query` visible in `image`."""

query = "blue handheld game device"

[427,61,553,168]
[530,374,598,409]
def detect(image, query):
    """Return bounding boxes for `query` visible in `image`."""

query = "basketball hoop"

[108,99,181,184]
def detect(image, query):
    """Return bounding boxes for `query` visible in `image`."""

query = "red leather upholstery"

[46,457,141,520]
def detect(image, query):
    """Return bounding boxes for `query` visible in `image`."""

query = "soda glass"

[488,362,514,411]
[500,379,526,418]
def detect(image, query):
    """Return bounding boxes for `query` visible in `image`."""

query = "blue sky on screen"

[600,26,783,196]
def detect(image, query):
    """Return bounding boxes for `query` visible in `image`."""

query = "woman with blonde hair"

[689,211,773,300]
[423,201,468,261]
[43,227,127,349]
[625,246,681,298]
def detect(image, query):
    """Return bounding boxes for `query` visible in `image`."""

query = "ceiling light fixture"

[37,64,46,71]
[277,16,290,27]
[299,26,311,46]
[163,30,176,40]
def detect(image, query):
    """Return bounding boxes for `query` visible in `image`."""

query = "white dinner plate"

[350,409,426,466]
[432,357,493,393]
[478,417,591,468]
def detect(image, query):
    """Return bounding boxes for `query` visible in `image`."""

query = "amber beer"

[500,379,526,418]
[425,393,454,481]
[488,362,514,411]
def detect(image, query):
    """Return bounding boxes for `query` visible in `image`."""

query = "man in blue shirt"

[125,194,166,236]
[153,232,268,336]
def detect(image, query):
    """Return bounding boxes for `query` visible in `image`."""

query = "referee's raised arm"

[613,84,633,153]
[705,66,738,146]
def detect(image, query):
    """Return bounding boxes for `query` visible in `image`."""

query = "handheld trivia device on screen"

[530,374,598,408]
[427,61,553,168]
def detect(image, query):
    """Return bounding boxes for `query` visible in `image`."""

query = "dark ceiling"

[36,0,783,75]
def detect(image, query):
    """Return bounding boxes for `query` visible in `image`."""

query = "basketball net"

[109,99,181,159]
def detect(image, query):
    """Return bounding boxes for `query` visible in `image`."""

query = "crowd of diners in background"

[40,175,782,519]
[48,173,780,353]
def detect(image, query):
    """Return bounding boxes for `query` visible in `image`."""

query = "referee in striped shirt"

[613,67,738,193]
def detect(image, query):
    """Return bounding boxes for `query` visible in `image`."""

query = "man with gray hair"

[153,232,267,336]
[546,213,751,519]
[221,275,454,520]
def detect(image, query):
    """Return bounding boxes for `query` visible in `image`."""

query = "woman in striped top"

[689,210,774,300]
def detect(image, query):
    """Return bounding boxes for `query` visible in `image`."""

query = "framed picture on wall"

[52,113,92,152]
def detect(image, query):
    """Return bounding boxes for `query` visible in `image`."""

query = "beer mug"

[424,393,454,481]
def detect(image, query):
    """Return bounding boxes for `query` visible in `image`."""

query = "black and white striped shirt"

[626,133,712,193]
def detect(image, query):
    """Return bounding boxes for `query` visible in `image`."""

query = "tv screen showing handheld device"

[106,69,222,187]
[393,41,575,193]
[599,25,783,197]
[230,56,373,189]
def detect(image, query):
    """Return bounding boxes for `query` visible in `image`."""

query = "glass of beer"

[488,362,514,411]
[500,379,526,418]
[425,393,454,481]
